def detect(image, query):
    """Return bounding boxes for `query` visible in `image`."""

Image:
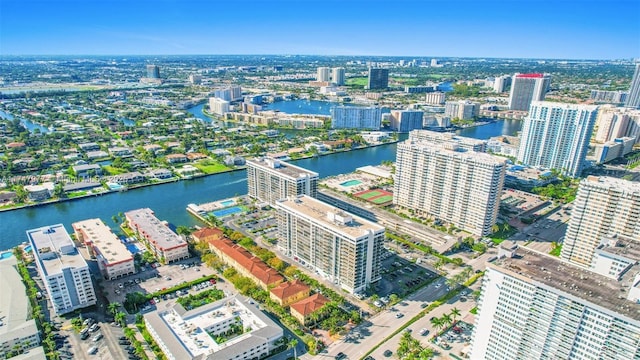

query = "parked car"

[335,352,347,360]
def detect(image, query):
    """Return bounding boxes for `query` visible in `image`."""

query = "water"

[0,110,50,133]
[262,99,345,115]
[456,119,522,140]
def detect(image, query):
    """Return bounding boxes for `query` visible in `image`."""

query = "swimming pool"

[0,252,13,259]
[107,182,124,190]
[340,179,362,187]
[24,245,32,252]
[220,199,235,207]
[211,206,244,218]
[126,243,141,254]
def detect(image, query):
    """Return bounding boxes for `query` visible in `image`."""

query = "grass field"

[346,77,368,87]
[193,160,231,174]
[372,195,393,204]
[357,190,384,199]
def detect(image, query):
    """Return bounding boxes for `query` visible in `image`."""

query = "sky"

[0,0,639,59]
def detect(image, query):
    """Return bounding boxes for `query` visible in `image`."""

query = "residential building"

[72,164,102,178]
[290,293,330,325]
[72,219,135,280]
[146,65,160,79]
[367,68,389,90]
[594,105,640,143]
[0,256,42,359]
[390,110,424,132]
[593,137,636,164]
[316,67,330,82]
[445,100,480,120]
[331,67,345,85]
[269,280,310,307]
[626,63,640,109]
[470,245,640,360]
[275,195,386,294]
[27,224,97,315]
[493,75,511,93]
[517,101,598,177]
[24,183,54,201]
[191,227,225,244]
[424,92,446,105]
[188,74,202,85]
[590,90,628,104]
[144,295,283,360]
[246,157,318,205]
[330,106,382,129]
[394,139,506,236]
[409,129,487,152]
[508,73,551,111]
[404,86,435,94]
[591,233,640,280]
[561,176,640,268]
[125,208,189,263]
[213,86,242,102]
[209,97,230,115]
[209,237,284,290]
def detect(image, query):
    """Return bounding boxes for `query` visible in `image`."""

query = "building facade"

[517,101,598,177]
[390,110,424,132]
[590,90,628,104]
[72,219,135,280]
[27,224,97,315]
[470,246,640,360]
[444,100,480,120]
[367,68,389,90]
[493,75,511,93]
[246,157,318,205]
[316,67,330,82]
[330,106,382,129]
[393,139,506,236]
[594,105,640,143]
[275,195,386,294]
[209,97,230,115]
[424,91,446,105]
[125,208,189,263]
[331,67,345,85]
[508,73,551,111]
[593,137,635,164]
[561,176,640,268]
[146,65,160,79]
[409,129,487,152]
[626,63,640,109]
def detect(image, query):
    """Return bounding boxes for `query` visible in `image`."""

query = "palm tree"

[115,311,127,327]
[287,338,298,360]
[108,301,121,316]
[441,313,453,330]
[491,224,500,233]
[450,308,461,325]
[430,317,443,334]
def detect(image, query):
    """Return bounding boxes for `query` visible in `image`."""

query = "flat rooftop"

[0,256,39,344]
[125,208,186,250]
[276,195,385,239]
[597,234,640,262]
[72,219,133,265]
[582,175,640,195]
[247,157,319,180]
[491,248,640,320]
[399,140,507,165]
[409,129,487,146]
[27,224,88,276]
[144,295,282,360]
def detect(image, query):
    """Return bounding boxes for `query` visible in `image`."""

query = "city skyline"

[0,0,638,59]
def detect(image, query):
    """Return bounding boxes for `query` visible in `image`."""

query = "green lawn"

[357,190,383,200]
[346,77,368,86]
[372,195,393,204]
[103,166,128,175]
[193,160,231,174]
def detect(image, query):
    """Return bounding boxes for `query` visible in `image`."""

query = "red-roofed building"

[209,238,284,290]
[290,293,330,325]
[515,73,544,78]
[192,227,225,244]
[269,280,311,307]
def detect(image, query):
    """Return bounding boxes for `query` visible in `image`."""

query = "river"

[0,104,521,250]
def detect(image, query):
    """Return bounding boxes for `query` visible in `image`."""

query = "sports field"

[354,189,393,205]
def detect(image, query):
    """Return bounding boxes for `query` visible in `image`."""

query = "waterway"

[0,104,521,251]
[0,110,51,133]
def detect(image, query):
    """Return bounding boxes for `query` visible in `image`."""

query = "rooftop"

[247,157,319,180]
[408,129,487,146]
[490,248,640,321]
[144,295,282,360]
[516,73,545,78]
[270,280,310,301]
[275,195,385,239]
[72,219,133,265]
[209,238,284,286]
[290,293,330,317]
[581,175,640,195]
[399,140,507,165]
[596,234,640,262]
[0,256,39,344]
[27,224,88,276]
[125,208,186,250]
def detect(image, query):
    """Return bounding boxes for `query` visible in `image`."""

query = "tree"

[450,307,461,325]
[441,313,453,329]
[115,311,127,327]
[107,302,121,316]
[430,317,443,334]
[288,338,298,360]
[491,224,500,234]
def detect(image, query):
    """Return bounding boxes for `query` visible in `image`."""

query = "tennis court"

[355,189,393,205]
[356,190,384,200]
[372,195,393,204]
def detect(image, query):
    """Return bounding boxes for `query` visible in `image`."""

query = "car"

[383,350,393,357]
[119,340,131,345]
[92,333,103,342]
[364,357,375,360]
[87,346,98,355]
[118,283,124,289]
[420,328,430,336]
[335,352,347,360]
[395,313,404,318]
[420,302,428,308]
[89,324,100,332]
[119,336,128,341]
[435,283,442,289]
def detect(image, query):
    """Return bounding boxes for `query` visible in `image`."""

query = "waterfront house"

[224,155,246,166]
[166,154,188,163]
[114,171,146,185]
[78,142,100,151]
[24,183,54,201]
[175,165,200,178]
[147,168,173,180]
[108,146,133,157]
[186,152,207,161]
[86,150,109,160]
[72,164,103,178]
[0,191,17,204]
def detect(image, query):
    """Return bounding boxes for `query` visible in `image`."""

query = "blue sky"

[1,0,638,59]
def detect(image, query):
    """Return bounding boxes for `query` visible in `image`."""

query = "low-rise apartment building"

[125,208,189,264]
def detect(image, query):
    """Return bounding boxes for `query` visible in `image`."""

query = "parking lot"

[373,246,438,301]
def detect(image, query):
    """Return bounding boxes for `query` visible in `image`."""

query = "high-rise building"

[561,176,640,267]
[393,138,506,236]
[470,245,640,360]
[493,75,512,93]
[316,67,331,82]
[626,63,640,109]
[424,91,446,105]
[331,67,345,85]
[590,90,628,104]
[595,105,640,143]
[213,86,242,102]
[444,100,480,120]
[208,97,230,115]
[27,224,97,315]
[367,68,389,90]
[246,157,319,205]
[389,110,424,132]
[594,137,636,164]
[146,65,160,79]
[275,195,386,294]
[517,101,598,177]
[72,219,136,280]
[330,106,382,129]
[409,129,487,152]
[188,74,202,85]
[125,208,190,263]
[508,73,551,111]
